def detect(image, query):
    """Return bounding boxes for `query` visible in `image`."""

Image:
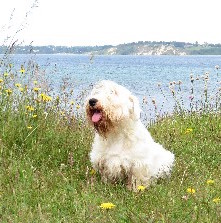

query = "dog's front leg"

[127,166,150,191]
[126,167,139,191]
[126,170,133,190]
[127,174,143,191]
[98,159,108,183]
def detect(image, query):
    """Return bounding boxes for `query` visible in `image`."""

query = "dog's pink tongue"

[92,112,102,123]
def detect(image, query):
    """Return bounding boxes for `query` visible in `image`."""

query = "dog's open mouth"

[91,110,102,123]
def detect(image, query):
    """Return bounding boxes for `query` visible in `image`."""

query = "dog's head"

[85,80,141,136]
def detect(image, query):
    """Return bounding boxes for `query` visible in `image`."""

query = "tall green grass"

[0,54,220,222]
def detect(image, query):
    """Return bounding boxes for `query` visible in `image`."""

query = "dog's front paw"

[126,173,150,192]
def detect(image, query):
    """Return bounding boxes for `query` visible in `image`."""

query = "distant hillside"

[1,41,221,55]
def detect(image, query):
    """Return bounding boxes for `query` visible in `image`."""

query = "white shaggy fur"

[85,80,175,190]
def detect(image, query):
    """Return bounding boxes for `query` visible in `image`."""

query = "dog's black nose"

[89,98,98,107]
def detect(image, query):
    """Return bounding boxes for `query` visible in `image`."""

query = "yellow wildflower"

[100,202,115,210]
[187,188,196,194]
[32,114,37,118]
[40,93,52,102]
[137,185,146,191]
[0,79,3,83]
[186,128,193,132]
[33,80,38,85]
[207,179,215,185]
[26,105,34,111]
[185,128,193,134]
[33,87,41,92]
[27,126,33,129]
[5,89,12,95]
[19,87,24,92]
[213,198,220,204]
[9,63,13,68]
[19,65,25,74]
[76,104,80,109]
[15,83,21,88]
[70,101,74,105]
[4,72,9,77]
[90,169,96,175]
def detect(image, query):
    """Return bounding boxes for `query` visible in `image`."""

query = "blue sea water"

[5,54,221,119]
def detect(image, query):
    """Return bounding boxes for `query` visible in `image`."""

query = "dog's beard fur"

[86,104,114,138]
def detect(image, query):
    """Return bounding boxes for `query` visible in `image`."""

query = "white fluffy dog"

[85,80,175,191]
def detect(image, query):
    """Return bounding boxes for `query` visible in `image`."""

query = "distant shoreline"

[1,41,221,55]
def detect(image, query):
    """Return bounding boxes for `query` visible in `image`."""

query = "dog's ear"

[129,95,141,120]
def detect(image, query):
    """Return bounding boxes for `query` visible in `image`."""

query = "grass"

[0,55,221,222]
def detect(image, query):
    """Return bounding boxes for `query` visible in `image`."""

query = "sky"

[0,0,221,46]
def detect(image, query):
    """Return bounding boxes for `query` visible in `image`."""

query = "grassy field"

[0,59,220,222]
